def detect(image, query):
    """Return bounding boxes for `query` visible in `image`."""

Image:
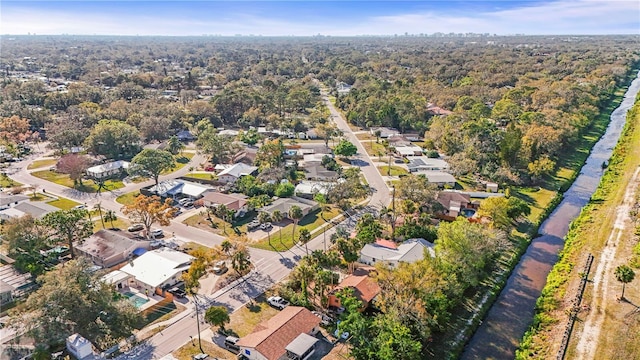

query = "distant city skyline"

[1,1,638,36]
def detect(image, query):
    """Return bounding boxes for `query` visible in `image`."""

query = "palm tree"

[258,212,272,246]
[220,240,233,257]
[216,204,230,234]
[104,210,117,229]
[615,265,636,300]
[299,228,311,256]
[167,135,185,155]
[271,210,284,243]
[288,205,303,240]
[94,203,105,229]
[313,193,331,251]
[232,246,251,277]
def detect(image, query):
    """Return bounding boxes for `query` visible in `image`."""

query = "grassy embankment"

[429,78,635,359]
[516,92,640,359]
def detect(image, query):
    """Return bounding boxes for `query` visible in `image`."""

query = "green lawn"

[31,170,125,193]
[116,191,140,205]
[0,174,20,188]
[46,197,81,210]
[365,141,387,157]
[251,207,342,251]
[160,153,194,175]
[27,159,57,170]
[183,172,216,180]
[93,217,130,232]
[356,133,374,140]
[377,165,409,176]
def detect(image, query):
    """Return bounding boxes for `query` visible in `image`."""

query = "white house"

[147,180,213,200]
[86,160,129,179]
[394,144,423,157]
[66,333,95,360]
[119,248,194,295]
[359,238,435,268]
[218,163,258,184]
[406,156,450,172]
[414,171,456,187]
[294,181,332,199]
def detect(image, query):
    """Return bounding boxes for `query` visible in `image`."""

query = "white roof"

[86,160,129,174]
[360,238,435,263]
[414,171,456,184]
[148,180,212,198]
[120,248,194,288]
[294,181,331,196]
[180,181,212,198]
[395,144,423,156]
[0,207,26,220]
[215,164,232,171]
[218,163,257,178]
[303,153,326,163]
[102,270,132,284]
[407,156,450,171]
[218,129,239,137]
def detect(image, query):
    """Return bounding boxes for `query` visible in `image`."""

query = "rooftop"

[218,163,258,179]
[119,248,194,288]
[360,238,435,263]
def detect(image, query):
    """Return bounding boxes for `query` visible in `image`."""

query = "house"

[201,192,248,217]
[146,180,213,200]
[232,147,259,165]
[369,127,400,138]
[414,171,456,187]
[437,192,478,218]
[0,280,14,306]
[260,197,318,218]
[0,201,59,221]
[394,144,423,157]
[119,248,194,296]
[337,82,352,95]
[86,160,129,179]
[236,306,321,360]
[359,238,435,268]
[66,333,95,360]
[176,130,195,142]
[219,129,240,137]
[427,103,453,116]
[218,163,258,184]
[294,181,332,199]
[0,194,29,210]
[303,164,339,181]
[327,274,381,310]
[406,156,450,172]
[75,230,151,268]
[102,269,134,291]
[302,153,328,164]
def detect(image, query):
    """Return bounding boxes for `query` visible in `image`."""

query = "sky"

[1,0,639,36]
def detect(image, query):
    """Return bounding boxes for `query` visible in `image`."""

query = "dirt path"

[574,166,640,359]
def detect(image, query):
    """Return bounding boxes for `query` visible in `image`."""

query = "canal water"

[460,70,640,360]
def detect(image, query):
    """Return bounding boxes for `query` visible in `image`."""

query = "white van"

[223,336,240,354]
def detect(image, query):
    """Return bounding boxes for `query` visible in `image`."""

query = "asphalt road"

[7,125,387,359]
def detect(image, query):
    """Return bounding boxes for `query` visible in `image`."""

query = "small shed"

[66,333,94,360]
[486,182,499,193]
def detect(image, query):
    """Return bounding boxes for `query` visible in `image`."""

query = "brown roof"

[437,192,471,208]
[333,274,381,304]
[201,192,247,211]
[236,306,320,360]
[375,239,397,249]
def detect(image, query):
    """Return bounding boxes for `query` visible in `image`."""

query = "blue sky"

[1,1,638,36]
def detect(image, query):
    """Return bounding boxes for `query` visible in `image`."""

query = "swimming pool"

[123,291,149,308]
[461,208,476,218]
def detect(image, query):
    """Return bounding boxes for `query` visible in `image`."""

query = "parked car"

[223,336,240,354]
[127,223,144,232]
[72,204,87,210]
[213,260,228,274]
[178,198,192,206]
[150,229,164,238]
[168,287,187,298]
[182,201,194,209]
[312,311,332,326]
[247,220,260,231]
[259,222,272,231]
[192,354,209,360]
[267,296,289,310]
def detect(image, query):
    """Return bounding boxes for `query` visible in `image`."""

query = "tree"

[84,120,141,160]
[527,155,556,184]
[288,205,303,240]
[104,210,117,229]
[46,116,90,151]
[334,139,357,158]
[239,128,261,146]
[166,135,185,155]
[299,228,312,256]
[476,197,512,230]
[271,209,284,243]
[42,209,93,259]
[3,215,53,276]
[121,195,176,238]
[220,240,233,257]
[129,149,175,186]
[255,139,285,169]
[205,306,230,332]
[139,116,172,142]
[56,154,91,186]
[374,130,382,143]
[0,115,33,144]
[275,182,295,197]
[232,245,251,277]
[94,203,105,229]
[9,258,141,351]
[395,174,438,208]
[197,127,237,163]
[614,265,635,300]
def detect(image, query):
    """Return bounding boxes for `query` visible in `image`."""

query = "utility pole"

[193,294,204,353]
[391,186,396,239]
